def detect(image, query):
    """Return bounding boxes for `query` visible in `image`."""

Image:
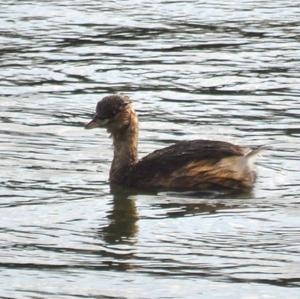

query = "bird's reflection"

[99,187,139,245]
[152,189,253,218]
[96,186,250,273]
[98,187,252,245]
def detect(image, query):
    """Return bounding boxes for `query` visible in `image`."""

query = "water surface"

[0,0,300,298]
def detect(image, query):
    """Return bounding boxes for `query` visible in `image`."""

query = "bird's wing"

[130,140,245,181]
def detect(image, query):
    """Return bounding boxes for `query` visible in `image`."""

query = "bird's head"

[85,95,136,134]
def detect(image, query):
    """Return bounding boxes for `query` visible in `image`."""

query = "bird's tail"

[245,145,265,158]
[244,145,265,167]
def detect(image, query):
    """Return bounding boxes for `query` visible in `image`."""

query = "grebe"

[85,95,261,191]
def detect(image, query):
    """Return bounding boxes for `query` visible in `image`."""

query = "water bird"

[85,95,261,191]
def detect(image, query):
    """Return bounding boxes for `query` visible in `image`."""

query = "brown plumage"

[85,95,261,191]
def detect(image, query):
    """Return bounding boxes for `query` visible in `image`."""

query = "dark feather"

[127,140,244,185]
[96,95,131,119]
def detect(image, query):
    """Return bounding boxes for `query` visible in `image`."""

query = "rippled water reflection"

[1,0,300,298]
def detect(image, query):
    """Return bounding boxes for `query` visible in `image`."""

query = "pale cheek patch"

[99,119,110,126]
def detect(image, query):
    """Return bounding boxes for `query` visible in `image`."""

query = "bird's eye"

[94,114,105,120]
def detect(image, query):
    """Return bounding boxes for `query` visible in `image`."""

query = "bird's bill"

[85,117,109,129]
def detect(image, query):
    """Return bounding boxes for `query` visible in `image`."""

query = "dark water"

[1,0,300,298]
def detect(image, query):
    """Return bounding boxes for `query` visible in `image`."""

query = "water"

[1,0,300,298]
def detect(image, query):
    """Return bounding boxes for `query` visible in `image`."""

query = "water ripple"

[0,0,300,298]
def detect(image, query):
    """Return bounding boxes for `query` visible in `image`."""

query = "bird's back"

[125,140,256,190]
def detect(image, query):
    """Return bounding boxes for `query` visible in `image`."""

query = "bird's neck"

[110,113,139,183]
